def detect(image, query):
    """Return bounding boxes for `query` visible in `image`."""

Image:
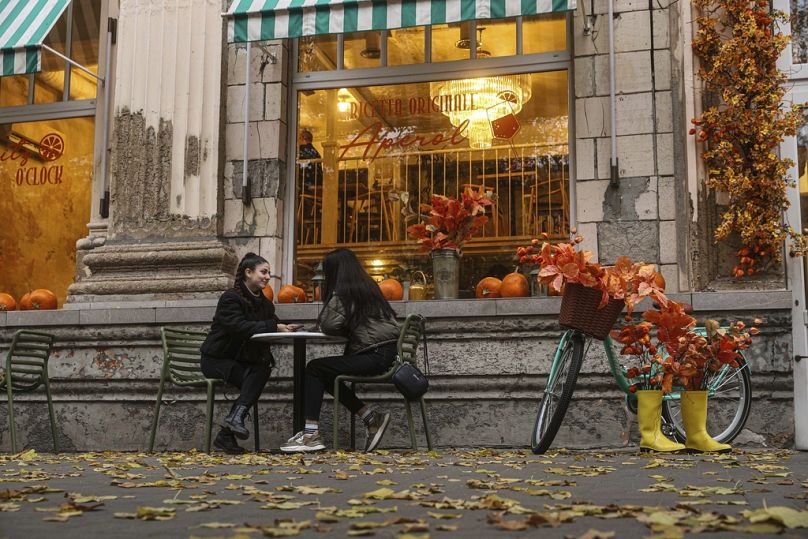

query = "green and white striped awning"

[226,0,576,43]
[1,0,71,76]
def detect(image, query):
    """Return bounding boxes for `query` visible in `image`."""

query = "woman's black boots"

[213,428,246,454]
[222,403,250,439]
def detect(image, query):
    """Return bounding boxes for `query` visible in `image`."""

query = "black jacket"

[201,285,280,365]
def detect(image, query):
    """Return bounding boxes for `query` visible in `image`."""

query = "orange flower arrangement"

[407,187,493,252]
[517,233,668,317]
[613,300,759,393]
[691,0,803,277]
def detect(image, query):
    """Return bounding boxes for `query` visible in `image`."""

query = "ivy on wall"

[691,0,803,277]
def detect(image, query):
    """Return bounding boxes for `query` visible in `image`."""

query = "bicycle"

[530,327,752,454]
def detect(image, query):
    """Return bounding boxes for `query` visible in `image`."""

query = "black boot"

[222,403,250,439]
[213,428,246,454]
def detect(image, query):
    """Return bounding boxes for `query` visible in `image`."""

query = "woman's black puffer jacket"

[200,282,280,365]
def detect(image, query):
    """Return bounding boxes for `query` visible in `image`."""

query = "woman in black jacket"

[280,248,399,453]
[201,253,299,454]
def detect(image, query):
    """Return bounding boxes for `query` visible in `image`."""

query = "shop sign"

[1,133,66,186]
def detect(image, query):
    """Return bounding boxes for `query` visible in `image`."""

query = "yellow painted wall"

[0,117,94,307]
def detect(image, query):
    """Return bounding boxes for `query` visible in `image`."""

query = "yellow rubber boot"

[681,390,731,453]
[637,390,686,453]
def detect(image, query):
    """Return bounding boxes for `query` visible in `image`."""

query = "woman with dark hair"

[201,253,300,454]
[281,248,400,453]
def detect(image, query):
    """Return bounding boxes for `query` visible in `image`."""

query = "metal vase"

[431,249,460,299]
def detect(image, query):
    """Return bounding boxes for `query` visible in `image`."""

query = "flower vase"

[431,249,460,299]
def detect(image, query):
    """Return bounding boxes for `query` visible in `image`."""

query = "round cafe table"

[251,332,346,433]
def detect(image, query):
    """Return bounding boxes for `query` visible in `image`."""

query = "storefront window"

[0,118,95,305]
[523,14,567,54]
[344,31,383,69]
[431,23,471,62]
[793,0,808,64]
[293,70,569,296]
[388,27,425,66]
[299,35,338,71]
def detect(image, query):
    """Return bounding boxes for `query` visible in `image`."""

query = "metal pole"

[608,0,619,188]
[99,21,113,218]
[41,43,103,82]
[242,41,251,205]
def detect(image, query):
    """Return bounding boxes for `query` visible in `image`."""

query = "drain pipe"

[608,0,619,188]
[242,41,251,205]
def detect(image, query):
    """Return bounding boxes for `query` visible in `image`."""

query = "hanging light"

[430,74,532,148]
[337,88,353,113]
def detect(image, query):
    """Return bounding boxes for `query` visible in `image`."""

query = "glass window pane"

[298,35,338,72]
[344,31,382,69]
[0,117,95,306]
[522,13,567,54]
[475,19,516,58]
[33,9,68,104]
[293,70,569,298]
[0,75,30,107]
[387,27,425,66]
[69,0,101,100]
[431,23,471,63]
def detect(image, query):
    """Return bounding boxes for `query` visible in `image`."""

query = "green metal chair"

[333,314,433,451]
[1,330,58,453]
[148,328,260,454]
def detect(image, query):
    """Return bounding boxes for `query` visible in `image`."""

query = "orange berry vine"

[690,0,803,277]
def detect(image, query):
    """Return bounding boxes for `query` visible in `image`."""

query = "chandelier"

[430,74,532,149]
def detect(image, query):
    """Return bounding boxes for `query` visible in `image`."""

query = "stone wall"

[573,1,682,291]
[222,40,289,289]
[0,292,794,452]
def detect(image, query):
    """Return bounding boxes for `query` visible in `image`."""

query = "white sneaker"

[280,430,326,452]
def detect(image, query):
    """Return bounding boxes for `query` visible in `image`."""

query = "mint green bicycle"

[530,328,752,454]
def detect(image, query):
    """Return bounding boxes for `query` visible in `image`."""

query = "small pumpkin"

[0,293,16,311]
[475,277,502,298]
[500,272,530,298]
[29,288,58,310]
[19,293,32,310]
[277,284,307,303]
[378,278,403,301]
[262,284,274,302]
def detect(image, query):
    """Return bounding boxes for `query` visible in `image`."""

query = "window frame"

[284,14,575,284]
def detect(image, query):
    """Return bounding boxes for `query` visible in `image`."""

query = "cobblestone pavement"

[0,448,807,538]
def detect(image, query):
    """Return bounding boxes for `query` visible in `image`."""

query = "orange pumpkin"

[19,293,32,310]
[500,272,530,297]
[277,284,307,304]
[475,277,502,298]
[30,289,58,310]
[262,284,274,302]
[0,293,16,311]
[378,278,403,301]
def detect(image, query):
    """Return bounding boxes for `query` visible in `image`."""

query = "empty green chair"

[333,314,433,451]
[149,327,260,454]
[1,330,58,453]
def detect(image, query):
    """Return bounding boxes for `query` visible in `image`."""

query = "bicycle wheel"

[531,331,586,454]
[662,354,752,443]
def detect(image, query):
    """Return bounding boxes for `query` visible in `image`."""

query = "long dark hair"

[318,248,395,331]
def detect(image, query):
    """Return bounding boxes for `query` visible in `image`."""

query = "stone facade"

[0,293,794,451]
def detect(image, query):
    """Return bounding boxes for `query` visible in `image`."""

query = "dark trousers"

[201,358,271,408]
[304,342,397,421]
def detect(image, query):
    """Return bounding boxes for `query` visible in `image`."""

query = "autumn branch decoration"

[691,0,803,277]
[406,187,493,252]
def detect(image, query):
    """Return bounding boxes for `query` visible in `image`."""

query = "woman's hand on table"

[277,323,304,332]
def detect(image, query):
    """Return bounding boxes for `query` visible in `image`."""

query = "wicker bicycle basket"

[558,283,625,340]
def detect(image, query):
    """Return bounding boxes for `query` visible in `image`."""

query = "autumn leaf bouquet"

[406,187,494,252]
[516,233,669,340]
[613,300,759,393]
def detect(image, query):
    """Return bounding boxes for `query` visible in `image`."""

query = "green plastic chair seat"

[148,327,261,454]
[333,314,433,451]
[2,330,58,453]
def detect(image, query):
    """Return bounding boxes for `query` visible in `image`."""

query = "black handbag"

[392,331,430,401]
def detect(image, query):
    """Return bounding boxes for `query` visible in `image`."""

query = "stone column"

[68,0,237,303]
